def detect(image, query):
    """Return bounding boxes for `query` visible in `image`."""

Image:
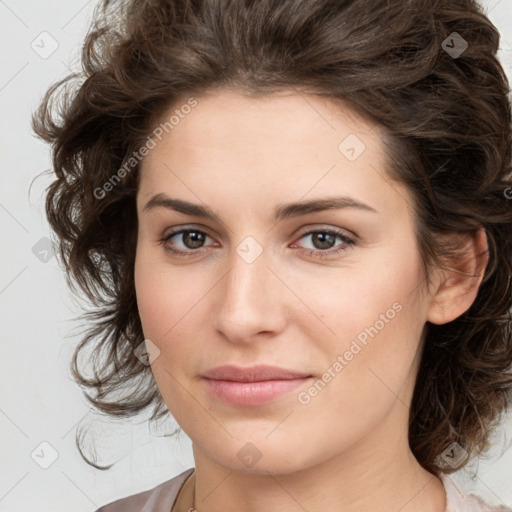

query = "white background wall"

[1,1,511,511]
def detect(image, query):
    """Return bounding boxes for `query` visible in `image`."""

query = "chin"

[202,435,322,476]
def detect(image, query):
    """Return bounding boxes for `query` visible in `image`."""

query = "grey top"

[95,468,194,512]
[94,467,511,512]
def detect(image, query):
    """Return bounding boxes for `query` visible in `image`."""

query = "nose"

[212,246,288,344]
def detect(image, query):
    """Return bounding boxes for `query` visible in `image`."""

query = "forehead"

[137,89,413,224]
[149,89,373,149]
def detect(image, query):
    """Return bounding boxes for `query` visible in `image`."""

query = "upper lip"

[201,365,312,382]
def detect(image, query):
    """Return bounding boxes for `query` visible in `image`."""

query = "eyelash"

[156,227,355,259]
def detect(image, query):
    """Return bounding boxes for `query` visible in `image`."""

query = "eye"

[291,228,355,259]
[156,226,355,259]
[157,227,215,256]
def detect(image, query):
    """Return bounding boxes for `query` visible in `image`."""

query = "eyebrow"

[142,193,378,222]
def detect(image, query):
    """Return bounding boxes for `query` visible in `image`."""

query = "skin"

[134,88,488,512]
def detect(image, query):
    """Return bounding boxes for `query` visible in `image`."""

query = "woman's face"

[134,89,439,474]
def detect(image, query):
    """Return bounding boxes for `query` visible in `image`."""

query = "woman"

[31,0,512,510]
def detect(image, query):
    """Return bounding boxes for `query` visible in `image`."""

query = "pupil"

[313,232,335,250]
[184,231,204,249]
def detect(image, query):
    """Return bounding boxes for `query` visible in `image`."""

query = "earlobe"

[426,228,489,325]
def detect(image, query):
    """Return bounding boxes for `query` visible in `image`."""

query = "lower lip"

[203,377,313,406]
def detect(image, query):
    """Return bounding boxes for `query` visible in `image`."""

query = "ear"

[426,228,489,325]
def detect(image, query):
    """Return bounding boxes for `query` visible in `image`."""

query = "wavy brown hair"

[31,0,512,474]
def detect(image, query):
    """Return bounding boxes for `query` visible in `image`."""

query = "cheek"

[134,248,214,389]
[134,253,168,339]
[134,251,199,418]
[292,280,424,455]
[134,247,196,340]
[306,251,426,396]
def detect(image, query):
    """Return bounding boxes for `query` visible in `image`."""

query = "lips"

[201,365,314,406]
[201,364,312,382]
